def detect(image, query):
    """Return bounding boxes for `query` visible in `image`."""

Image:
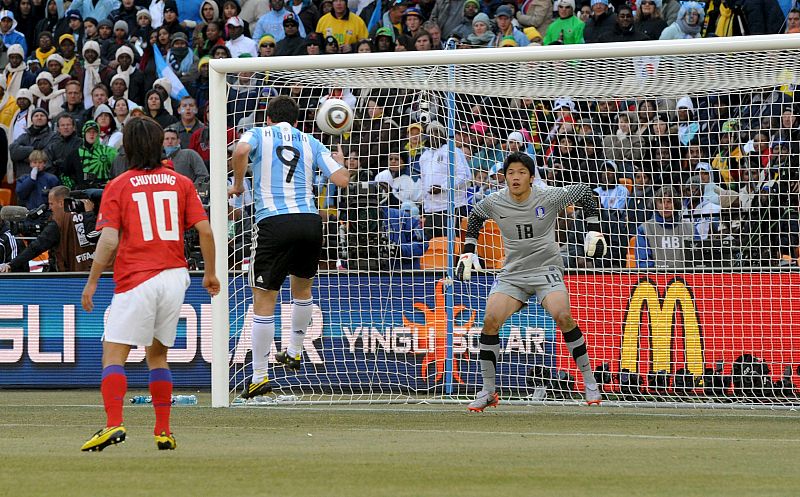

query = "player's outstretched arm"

[455,205,489,281]
[82,228,119,312]
[565,184,607,258]
[194,219,220,297]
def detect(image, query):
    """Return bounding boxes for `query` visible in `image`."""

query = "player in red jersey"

[80,117,220,452]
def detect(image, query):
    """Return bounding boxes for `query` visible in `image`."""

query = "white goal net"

[209,36,800,408]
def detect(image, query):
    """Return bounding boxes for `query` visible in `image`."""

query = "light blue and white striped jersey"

[240,122,343,222]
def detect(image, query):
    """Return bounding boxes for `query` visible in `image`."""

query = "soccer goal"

[209,35,800,409]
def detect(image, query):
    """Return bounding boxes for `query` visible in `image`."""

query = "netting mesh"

[217,47,800,407]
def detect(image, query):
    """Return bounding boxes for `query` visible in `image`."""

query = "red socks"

[149,368,173,435]
[100,365,127,427]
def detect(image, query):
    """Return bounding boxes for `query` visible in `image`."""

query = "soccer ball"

[315,98,354,135]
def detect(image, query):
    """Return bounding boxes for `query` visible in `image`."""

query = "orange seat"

[619,178,633,193]
[419,237,460,269]
[0,188,11,206]
[477,219,504,269]
[626,236,637,268]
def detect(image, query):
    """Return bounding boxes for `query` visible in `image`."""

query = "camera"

[64,189,103,214]
[417,101,431,125]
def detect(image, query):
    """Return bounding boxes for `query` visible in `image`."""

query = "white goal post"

[209,35,800,408]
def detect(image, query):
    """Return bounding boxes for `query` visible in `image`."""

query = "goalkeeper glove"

[584,231,607,258]
[455,243,481,281]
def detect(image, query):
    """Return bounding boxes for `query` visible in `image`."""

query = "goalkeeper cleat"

[275,350,302,371]
[242,376,273,399]
[585,383,602,405]
[81,425,127,452]
[155,431,177,450]
[467,390,500,412]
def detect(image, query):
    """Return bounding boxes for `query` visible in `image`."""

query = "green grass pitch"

[2,390,799,497]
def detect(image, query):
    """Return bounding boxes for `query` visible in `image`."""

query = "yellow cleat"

[241,377,272,399]
[155,431,177,450]
[81,425,126,452]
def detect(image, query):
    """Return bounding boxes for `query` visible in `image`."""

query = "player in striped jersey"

[229,95,349,399]
[455,152,607,411]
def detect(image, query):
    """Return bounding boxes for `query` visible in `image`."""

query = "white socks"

[251,314,275,383]
[287,298,313,358]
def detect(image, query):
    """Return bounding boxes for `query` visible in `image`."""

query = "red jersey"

[97,166,208,293]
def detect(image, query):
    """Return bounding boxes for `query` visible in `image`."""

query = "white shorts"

[104,267,191,347]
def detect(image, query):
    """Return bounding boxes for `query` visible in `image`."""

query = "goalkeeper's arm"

[565,184,607,258]
[455,206,489,281]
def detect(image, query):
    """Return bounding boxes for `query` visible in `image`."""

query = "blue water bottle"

[130,395,152,404]
[172,395,198,405]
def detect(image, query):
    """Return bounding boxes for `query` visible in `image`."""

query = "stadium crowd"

[0,0,797,271]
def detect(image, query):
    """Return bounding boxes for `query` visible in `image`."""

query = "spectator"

[675,96,699,146]
[0,221,19,265]
[451,0,480,40]
[57,81,86,127]
[636,185,694,268]
[515,0,553,36]
[32,31,56,66]
[422,20,443,48]
[257,34,277,56]
[160,0,189,38]
[774,105,799,149]
[355,37,373,52]
[602,111,644,166]
[659,1,704,39]
[68,0,120,23]
[10,89,32,142]
[369,27,392,53]
[192,1,220,53]
[430,0,467,39]
[254,0,306,42]
[3,44,35,97]
[0,77,17,131]
[166,32,199,87]
[786,8,800,34]
[370,0,407,41]
[92,103,123,149]
[83,17,100,43]
[162,128,209,193]
[16,149,60,210]
[83,83,108,125]
[31,72,66,117]
[634,0,668,40]
[598,4,648,42]
[221,0,253,38]
[45,112,81,177]
[15,0,38,53]
[96,19,114,45]
[196,20,226,58]
[189,57,210,119]
[420,123,471,239]
[112,98,132,129]
[382,203,427,269]
[45,54,71,90]
[403,7,425,39]
[288,0,319,36]
[225,16,257,57]
[469,122,504,172]
[411,30,434,50]
[315,0,368,52]
[276,14,307,56]
[109,0,142,36]
[323,34,340,53]
[0,10,28,56]
[375,149,424,204]
[60,119,117,189]
[10,107,55,177]
[626,165,655,226]
[131,9,154,50]
[577,4,591,23]
[145,90,178,129]
[711,119,742,186]
[683,174,721,241]
[543,0,584,45]
[80,41,108,107]
[583,0,616,43]
[490,5,529,47]
[594,160,628,210]
[35,1,62,43]
[466,12,493,47]
[55,9,85,53]
[58,35,81,78]
[0,185,96,273]
[108,74,136,112]
[188,125,210,166]
[167,96,205,149]
[102,20,137,66]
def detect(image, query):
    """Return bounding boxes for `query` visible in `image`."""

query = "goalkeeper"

[456,152,606,411]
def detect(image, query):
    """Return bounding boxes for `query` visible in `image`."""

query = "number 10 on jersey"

[132,191,180,241]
